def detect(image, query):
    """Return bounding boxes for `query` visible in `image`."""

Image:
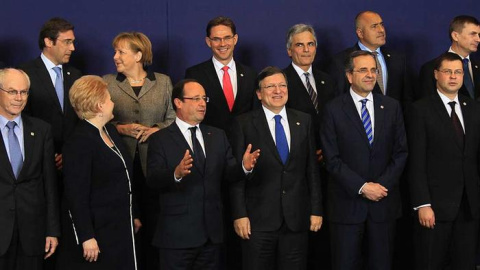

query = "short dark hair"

[255,66,287,91]
[449,15,480,42]
[433,52,463,71]
[38,17,75,50]
[206,16,237,37]
[171,79,200,111]
[344,50,375,73]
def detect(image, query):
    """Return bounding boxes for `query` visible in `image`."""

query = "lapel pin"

[463,102,467,106]
[380,105,384,109]
[475,65,478,69]
[240,73,244,77]
[67,71,70,75]
[387,54,391,58]
[321,81,325,84]
[30,132,35,136]
[296,122,300,126]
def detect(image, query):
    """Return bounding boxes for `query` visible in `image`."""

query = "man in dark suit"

[19,17,82,170]
[185,16,257,132]
[147,79,259,270]
[0,68,60,269]
[328,11,412,108]
[408,52,480,270]
[417,15,480,100]
[320,51,407,269]
[229,66,322,270]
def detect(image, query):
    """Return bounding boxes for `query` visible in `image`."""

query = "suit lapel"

[342,94,371,147]
[372,94,385,148]
[233,63,247,111]
[252,109,283,165]
[200,124,213,176]
[34,58,63,112]
[19,116,36,182]
[431,94,463,150]
[381,48,392,91]
[205,61,229,112]
[137,77,155,99]
[0,126,15,181]
[167,123,205,176]
[115,77,138,100]
[286,110,301,166]
[459,96,471,153]
[471,58,480,97]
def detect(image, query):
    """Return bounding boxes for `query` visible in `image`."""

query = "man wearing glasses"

[229,67,322,270]
[418,15,480,100]
[147,79,259,270]
[0,68,59,270]
[408,52,480,269]
[328,11,412,108]
[185,16,257,133]
[320,51,407,269]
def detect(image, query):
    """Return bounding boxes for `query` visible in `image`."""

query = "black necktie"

[448,101,464,147]
[304,72,319,113]
[189,126,205,172]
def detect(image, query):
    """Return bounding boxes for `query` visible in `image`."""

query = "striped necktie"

[360,99,373,146]
[304,72,319,113]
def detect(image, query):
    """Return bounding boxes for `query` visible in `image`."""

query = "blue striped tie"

[360,99,373,146]
[53,67,64,111]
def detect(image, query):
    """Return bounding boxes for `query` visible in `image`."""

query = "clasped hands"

[361,182,388,202]
[175,144,260,179]
[117,123,159,143]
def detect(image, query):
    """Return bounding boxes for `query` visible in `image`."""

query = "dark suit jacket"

[407,94,480,221]
[0,115,59,256]
[147,122,241,249]
[229,108,322,232]
[19,57,82,153]
[185,59,258,131]
[327,44,413,108]
[284,64,335,148]
[320,93,407,223]
[417,56,480,100]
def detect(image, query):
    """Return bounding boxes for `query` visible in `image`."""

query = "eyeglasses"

[0,88,29,97]
[208,36,235,44]
[56,38,75,46]
[438,69,464,76]
[183,96,210,103]
[351,68,380,75]
[262,83,288,91]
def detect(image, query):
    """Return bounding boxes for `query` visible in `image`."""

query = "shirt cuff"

[242,161,253,175]
[174,173,182,182]
[413,204,431,211]
[358,182,367,194]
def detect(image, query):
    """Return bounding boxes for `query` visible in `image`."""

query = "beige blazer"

[103,72,176,175]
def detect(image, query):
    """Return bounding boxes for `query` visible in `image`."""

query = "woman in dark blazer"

[57,75,140,270]
[103,32,175,269]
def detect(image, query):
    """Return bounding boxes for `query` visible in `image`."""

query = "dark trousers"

[329,219,396,270]
[414,197,479,270]
[159,241,221,270]
[241,223,308,270]
[0,220,43,270]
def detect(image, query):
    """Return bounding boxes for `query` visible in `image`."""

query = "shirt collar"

[437,89,459,105]
[358,41,382,55]
[350,88,374,103]
[41,53,62,70]
[212,57,236,71]
[291,62,313,77]
[0,114,23,130]
[448,47,470,60]
[175,117,200,134]
[262,105,288,121]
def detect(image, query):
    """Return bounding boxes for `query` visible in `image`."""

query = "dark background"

[1,0,479,83]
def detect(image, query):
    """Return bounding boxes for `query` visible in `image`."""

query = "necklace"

[128,77,145,84]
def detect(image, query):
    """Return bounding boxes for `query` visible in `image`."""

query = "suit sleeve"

[228,119,249,220]
[155,76,176,129]
[305,116,323,215]
[407,104,431,207]
[63,137,95,244]
[320,103,367,197]
[375,102,408,190]
[417,63,436,100]
[43,124,61,237]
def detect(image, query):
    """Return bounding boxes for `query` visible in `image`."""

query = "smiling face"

[0,70,29,120]
[43,30,75,65]
[288,31,317,71]
[256,73,288,114]
[346,55,377,97]
[205,25,238,65]
[434,59,464,97]
[174,82,207,125]
[113,41,142,74]
[356,12,386,51]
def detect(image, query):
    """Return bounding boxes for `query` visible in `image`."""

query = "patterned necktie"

[6,121,23,179]
[448,101,464,147]
[274,115,289,164]
[52,67,64,111]
[462,58,475,99]
[222,66,235,111]
[360,99,373,146]
[372,52,385,95]
[189,126,205,172]
[304,72,319,113]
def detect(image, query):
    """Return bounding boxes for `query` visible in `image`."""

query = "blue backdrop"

[1,0,479,84]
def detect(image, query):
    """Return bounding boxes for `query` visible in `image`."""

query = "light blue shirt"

[358,41,388,94]
[41,53,63,87]
[0,115,25,161]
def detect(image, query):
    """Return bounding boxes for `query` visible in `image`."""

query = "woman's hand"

[82,238,100,262]
[116,123,148,138]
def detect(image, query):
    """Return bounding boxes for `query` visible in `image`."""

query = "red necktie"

[222,66,234,111]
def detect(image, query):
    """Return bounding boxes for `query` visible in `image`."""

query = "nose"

[303,45,309,52]
[70,43,75,51]
[113,51,119,60]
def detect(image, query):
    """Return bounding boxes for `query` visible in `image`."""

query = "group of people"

[0,10,479,270]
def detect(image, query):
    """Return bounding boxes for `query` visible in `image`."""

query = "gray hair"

[286,24,317,50]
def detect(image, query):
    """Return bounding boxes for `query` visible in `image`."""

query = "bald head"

[0,68,30,120]
[355,11,386,51]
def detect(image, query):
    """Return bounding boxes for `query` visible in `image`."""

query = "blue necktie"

[274,115,289,164]
[304,72,319,113]
[463,58,475,99]
[6,121,23,179]
[360,99,373,146]
[52,67,64,111]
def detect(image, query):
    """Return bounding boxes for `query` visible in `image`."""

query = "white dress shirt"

[212,57,238,98]
[291,62,317,95]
